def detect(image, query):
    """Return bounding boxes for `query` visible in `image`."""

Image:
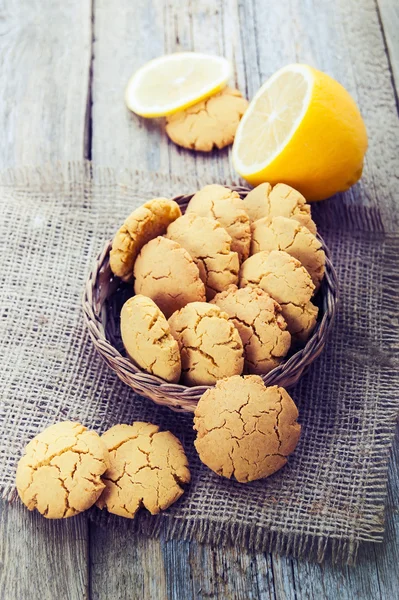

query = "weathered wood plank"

[377,0,399,90]
[0,0,92,167]
[0,2,92,599]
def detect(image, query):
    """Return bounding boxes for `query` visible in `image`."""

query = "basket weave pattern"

[82,187,339,412]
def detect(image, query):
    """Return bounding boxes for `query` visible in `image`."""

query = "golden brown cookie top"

[168,302,244,386]
[186,184,251,261]
[242,183,316,233]
[194,376,301,483]
[165,87,248,151]
[97,422,190,518]
[166,213,239,299]
[121,295,181,383]
[251,216,325,289]
[110,198,181,282]
[16,422,110,518]
[211,285,291,374]
[239,250,317,342]
[133,236,206,318]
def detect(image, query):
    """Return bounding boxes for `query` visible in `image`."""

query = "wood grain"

[0,2,92,600]
[377,0,399,89]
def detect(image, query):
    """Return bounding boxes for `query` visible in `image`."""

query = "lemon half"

[125,52,232,118]
[232,64,368,201]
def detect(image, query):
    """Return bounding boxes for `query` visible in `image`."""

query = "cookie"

[133,236,206,318]
[243,182,316,233]
[186,184,251,261]
[16,422,110,519]
[194,375,301,483]
[97,422,190,518]
[165,87,248,151]
[168,302,244,386]
[211,285,291,374]
[240,250,318,343]
[251,216,325,289]
[166,213,239,299]
[121,295,181,383]
[110,198,181,282]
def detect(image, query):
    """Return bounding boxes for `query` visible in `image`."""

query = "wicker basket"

[82,187,339,413]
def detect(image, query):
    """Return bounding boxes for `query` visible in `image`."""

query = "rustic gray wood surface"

[0,1,398,598]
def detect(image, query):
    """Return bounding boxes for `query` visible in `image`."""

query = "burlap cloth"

[1,163,398,565]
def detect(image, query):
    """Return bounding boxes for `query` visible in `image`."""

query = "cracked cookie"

[186,184,251,261]
[211,285,291,374]
[240,250,318,343]
[168,302,244,386]
[251,216,325,289]
[193,375,301,483]
[242,183,316,233]
[110,198,181,282]
[166,213,239,300]
[96,422,190,518]
[133,236,206,318]
[165,87,249,152]
[121,295,181,383]
[16,421,110,519]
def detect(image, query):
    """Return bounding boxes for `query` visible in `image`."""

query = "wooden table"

[1,1,398,598]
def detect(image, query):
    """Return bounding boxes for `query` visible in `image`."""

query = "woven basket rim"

[82,186,339,412]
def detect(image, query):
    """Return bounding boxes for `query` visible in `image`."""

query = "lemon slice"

[232,64,368,201]
[125,53,232,118]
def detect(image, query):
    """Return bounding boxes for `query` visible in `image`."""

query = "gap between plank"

[84,0,95,160]
[374,0,399,117]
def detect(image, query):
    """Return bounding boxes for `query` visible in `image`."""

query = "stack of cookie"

[109,182,325,387]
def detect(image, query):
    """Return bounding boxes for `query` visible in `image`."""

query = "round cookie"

[186,184,251,261]
[16,421,110,519]
[121,295,181,383]
[133,236,206,318]
[110,198,181,282]
[97,422,190,518]
[251,216,325,289]
[166,213,239,299]
[168,302,244,386]
[194,375,301,483]
[165,87,248,152]
[239,250,318,343]
[242,182,316,233]
[211,285,291,374]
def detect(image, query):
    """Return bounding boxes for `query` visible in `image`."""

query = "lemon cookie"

[110,198,181,282]
[211,285,291,374]
[240,250,318,343]
[97,422,190,518]
[251,216,325,289]
[121,295,181,383]
[166,213,239,299]
[165,87,248,151]
[194,376,301,483]
[134,236,206,318]
[243,183,316,233]
[168,302,244,386]
[186,184,251,261]
[16,422,110,519]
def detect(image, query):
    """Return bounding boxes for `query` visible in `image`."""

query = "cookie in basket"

[16,422,110,518]
[240,250,318,343]
[133,236,206,318]
[97,422,190,518]
[186,184,251,261]
[242,182,316,233]
[168,302,244,386]
[193,375,301,483]
[166,213,239,300]
[251,216,325,289]
[110,197,181,282]
[121,295,181,383]
[165,87,248,152]
[211,285,291,374]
